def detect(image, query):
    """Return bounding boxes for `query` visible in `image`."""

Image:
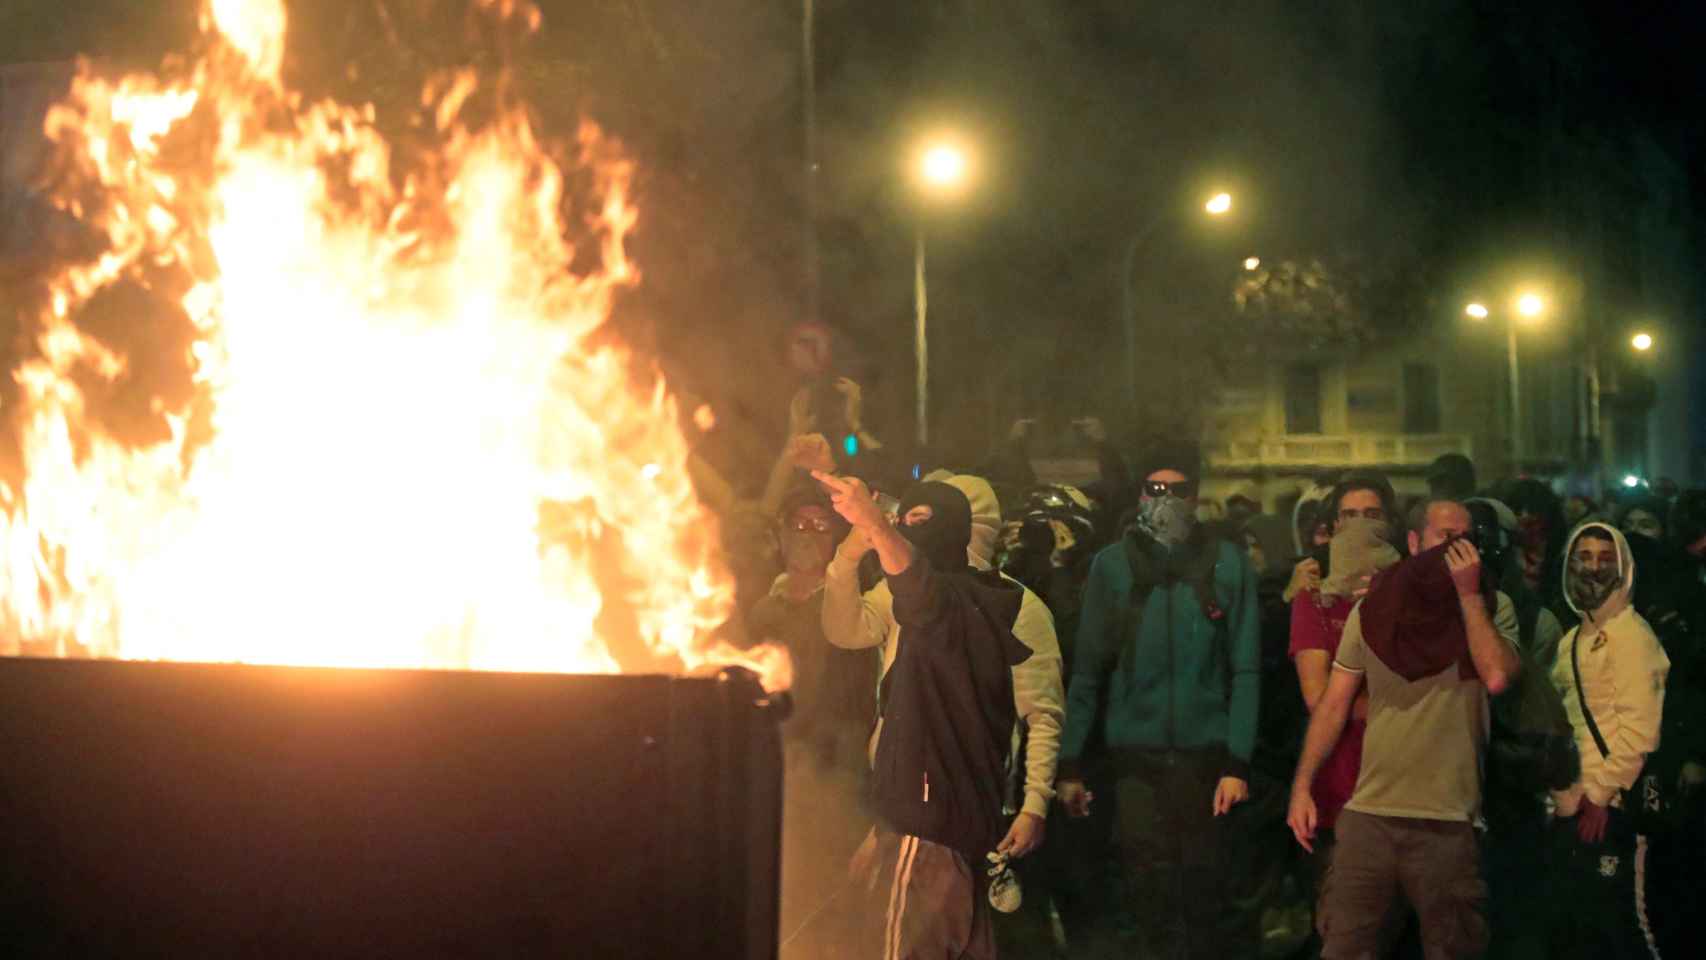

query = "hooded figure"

[1549,521,1670,819]
[896,481,974,573]
[820,474,1066,827]
[1543,522,1675,960]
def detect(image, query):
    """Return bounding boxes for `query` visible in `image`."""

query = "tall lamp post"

[1466,292,1545,469]
[1119,192,1234,410]
[912,142,970,448]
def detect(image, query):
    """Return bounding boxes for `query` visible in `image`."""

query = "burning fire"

[1,0,788,689]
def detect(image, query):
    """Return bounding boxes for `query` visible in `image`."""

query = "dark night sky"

[3,0,1703,477]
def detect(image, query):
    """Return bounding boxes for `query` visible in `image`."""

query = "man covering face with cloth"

[1287,499,1524,960]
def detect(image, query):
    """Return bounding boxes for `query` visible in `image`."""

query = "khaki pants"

[1317,809,1488,960]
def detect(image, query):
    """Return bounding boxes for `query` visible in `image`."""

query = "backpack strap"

[1108,530,1160,674]
[1570,632,1611,759]
[1185,540,1233,701]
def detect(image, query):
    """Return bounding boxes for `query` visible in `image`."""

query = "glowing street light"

[1631,332,1654,352]
[919,144,967,190]
[911,138,974,446]
[1205,192,1233,215]
[1468,291,1546,468]
[1243,256,1261,271]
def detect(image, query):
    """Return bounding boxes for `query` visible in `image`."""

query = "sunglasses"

[1142,479,1197,499]
[785,517,836,535]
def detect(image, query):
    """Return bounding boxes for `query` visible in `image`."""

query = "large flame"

[1,0,787,689]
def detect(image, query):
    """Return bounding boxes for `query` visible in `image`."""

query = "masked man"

[814,472,1031,960]
[1056,446,1262,958]
[1545,522,1670,960]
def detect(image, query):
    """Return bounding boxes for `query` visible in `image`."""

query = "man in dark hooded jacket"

[814,471,1031,960]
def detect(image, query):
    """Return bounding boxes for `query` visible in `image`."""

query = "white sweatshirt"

[1548,522,1671,814]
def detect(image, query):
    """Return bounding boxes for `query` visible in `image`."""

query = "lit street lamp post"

[913,143,969,448]
[1466,292,1545,469]
[1119,192,1233,410]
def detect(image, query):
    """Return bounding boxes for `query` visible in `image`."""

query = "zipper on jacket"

[1165,588,1175,748]
[923,771,930,803]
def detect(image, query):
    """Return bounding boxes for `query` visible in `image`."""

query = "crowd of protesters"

[710,363,1705,959]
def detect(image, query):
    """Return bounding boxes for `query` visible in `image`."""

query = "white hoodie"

[821,474,1065,819]
[1548,521,1670,814]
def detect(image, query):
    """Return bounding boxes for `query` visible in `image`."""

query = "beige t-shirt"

[1332,593,1519,822]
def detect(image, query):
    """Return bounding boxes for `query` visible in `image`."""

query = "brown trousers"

[1317,809,1488,960]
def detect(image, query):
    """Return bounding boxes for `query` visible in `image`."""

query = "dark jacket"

[1059,527,1261,781]
[871,560,1030,863]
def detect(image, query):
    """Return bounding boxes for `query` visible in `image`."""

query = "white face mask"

[1141,495,1195,546]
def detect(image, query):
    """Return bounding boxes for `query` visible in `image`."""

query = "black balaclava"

[897,481,973,573]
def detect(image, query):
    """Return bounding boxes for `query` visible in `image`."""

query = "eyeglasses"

[1142,479,1197,499]
[1337,507,1386,522]
[786,517,836,535]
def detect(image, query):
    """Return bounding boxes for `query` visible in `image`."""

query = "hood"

[1291,486,1331,555]
[943,474,1002,571]
[1241,513,1295,577]
[1561,520,1636,627]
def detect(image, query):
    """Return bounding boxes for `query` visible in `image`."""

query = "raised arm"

[1447,540,1520,694]
[820,525,889,651]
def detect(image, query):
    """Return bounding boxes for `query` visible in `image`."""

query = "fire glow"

[1,0,788,690]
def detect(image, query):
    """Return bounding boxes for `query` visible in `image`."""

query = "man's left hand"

[1213,776,1249,816]
[1576,798,1610,844]
[996,812,1045,859]
[1445,539,1484,598]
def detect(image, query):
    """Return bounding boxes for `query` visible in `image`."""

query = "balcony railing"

[1204,434,1474,471]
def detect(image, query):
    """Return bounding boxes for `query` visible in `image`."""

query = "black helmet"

[1016,485,1098,563]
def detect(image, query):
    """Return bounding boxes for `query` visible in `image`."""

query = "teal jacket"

[1058,528,1261,780]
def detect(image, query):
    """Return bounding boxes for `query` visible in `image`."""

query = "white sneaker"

[985,851,1022,913]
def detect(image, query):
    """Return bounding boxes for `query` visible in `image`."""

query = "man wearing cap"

[1056,445,1262,958]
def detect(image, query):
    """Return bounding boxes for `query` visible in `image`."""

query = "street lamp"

[911,140,971,447]
[1119,191,1234,408]
[1631,331,1654,352]
[1466,292,1546,468]
[1243,256,1261,271]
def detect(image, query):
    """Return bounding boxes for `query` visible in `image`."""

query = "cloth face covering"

[1566,553,1620,614]
[1319,516,1400,602]
[897,481,974,572]
[1140,494,1195,546]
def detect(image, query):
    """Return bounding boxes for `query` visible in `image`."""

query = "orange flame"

[2,0,788,691]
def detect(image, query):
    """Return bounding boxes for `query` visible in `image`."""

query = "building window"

[1403,363,1441,434]
[1284,364,1321,434]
